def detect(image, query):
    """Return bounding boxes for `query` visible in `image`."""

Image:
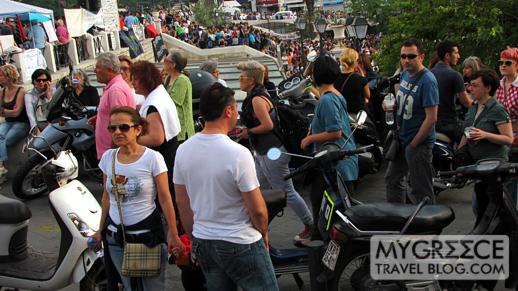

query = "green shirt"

[463,97,511,162]
[167,74,194,141]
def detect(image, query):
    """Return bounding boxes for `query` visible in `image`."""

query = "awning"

[221,1,241,7]
[256,0,278,6]
[323,0,343,5]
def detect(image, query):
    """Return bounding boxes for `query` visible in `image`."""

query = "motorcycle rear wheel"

[12,152,50,200]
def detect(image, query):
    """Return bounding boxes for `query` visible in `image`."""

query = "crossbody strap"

[112,149,127,246]
[397,69,427,128]
[339,73,354,93]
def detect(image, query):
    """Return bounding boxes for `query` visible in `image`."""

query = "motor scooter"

[314,158,518,290]
[12,77,98,200]
[0,151,105,290]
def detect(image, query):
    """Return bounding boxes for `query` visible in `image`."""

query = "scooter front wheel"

[12,152,50,200]
[80,261,107,291]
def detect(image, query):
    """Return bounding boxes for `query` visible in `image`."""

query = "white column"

[44,42,57,73]
[68,38,80,66]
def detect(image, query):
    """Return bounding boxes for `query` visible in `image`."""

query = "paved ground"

[0,155,490,290]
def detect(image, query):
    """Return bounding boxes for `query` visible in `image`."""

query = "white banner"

[22,49,46,82]
[64,9,84,37]
[42,21,57,42]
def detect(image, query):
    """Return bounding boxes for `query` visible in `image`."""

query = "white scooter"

[0,150,105,290]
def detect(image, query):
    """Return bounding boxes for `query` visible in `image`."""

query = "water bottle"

[384,93,395,125]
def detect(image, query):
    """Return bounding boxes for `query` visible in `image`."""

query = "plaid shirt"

[496,76,518,121]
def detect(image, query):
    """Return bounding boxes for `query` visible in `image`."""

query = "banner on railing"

[119,28,143,58]
[152,34,167,63]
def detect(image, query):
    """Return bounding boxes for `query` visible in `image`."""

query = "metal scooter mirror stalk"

[267,148,313,161]
[342,110,367,149]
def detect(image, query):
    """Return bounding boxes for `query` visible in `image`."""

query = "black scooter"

[312,158,518,290]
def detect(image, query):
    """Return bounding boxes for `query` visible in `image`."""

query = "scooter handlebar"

[283,145,375,180]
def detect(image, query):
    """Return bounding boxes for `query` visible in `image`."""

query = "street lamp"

[314,15,327,54]
[345,16,369,51]
[294,16,306,69]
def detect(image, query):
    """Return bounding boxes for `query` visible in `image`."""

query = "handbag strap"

[339,72,354,93]
[112,149,127,246]
[397,69,427,128]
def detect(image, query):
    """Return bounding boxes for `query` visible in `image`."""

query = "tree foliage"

[191,0,225,27]
[349,0,518,74]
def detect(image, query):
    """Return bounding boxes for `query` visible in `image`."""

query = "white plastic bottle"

[384,93,395,125]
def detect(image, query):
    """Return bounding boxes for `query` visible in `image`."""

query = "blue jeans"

[105,233,167,291]
[192,238,278,291]
[255,148,314,226]
[0,122,30,162]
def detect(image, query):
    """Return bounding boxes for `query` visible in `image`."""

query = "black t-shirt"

[430,62,465,123]
[74,85,100,107]
[334,72,368,114]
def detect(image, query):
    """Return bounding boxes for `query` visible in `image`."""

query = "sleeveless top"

[2,87,29,124]
[241,84,283,155]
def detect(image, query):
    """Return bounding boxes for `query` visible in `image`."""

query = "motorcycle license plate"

[322,240,340,271]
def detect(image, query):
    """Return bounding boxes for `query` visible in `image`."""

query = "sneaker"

[293,226,312,243]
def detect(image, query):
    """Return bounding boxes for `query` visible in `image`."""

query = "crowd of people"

[1,5,517,290]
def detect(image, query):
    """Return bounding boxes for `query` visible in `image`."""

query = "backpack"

[273,102,310,157]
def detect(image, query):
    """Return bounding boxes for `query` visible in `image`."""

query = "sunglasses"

[498,60,514,66]
[35,79,48,83]
[107,124,136,133]
[400,54,418,60]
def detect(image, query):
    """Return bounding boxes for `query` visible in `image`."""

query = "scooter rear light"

[329,223,348,241]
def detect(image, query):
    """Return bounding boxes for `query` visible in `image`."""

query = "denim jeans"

[105,233,167,291]
[255,148,314,226]
[192,238,278,291]
[385,143,435,204]
[0,122,30,162]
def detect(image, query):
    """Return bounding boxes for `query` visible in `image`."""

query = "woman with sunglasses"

[24,69,55,135]
[92,106,184,290]
[0,64,29,180]
[495,47,518,147]
[163,50,194,142]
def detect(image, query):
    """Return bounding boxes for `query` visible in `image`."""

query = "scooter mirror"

[267,147,282,161]
[356,110,368,126]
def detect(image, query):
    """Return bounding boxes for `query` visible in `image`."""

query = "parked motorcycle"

[0,151,105,290]
[313,158,518,290]
[266,112,373,289]
[12,77,98,200]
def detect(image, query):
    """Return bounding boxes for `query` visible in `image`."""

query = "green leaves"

[349,0,516,74]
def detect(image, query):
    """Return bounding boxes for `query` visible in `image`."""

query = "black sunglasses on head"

[498,60,514,66]
[107,124,136,133]
[400,54,418,60]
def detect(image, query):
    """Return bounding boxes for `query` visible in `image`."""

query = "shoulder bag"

[383,70,426,161]
[112,150,162,277]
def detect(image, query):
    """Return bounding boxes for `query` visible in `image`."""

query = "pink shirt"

[96,75,135,159]
[56,25,69,44]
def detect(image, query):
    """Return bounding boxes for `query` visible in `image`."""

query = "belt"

[104,228,151,237]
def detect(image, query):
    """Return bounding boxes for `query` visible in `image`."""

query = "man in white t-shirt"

[174,83,278,290]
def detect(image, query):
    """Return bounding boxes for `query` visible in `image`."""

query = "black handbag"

[383,129,400,161]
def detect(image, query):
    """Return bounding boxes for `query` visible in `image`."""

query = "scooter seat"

[0,194,31,224]
[436,132,452,144]
[345,203,454,233]
[262,189,287,223]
